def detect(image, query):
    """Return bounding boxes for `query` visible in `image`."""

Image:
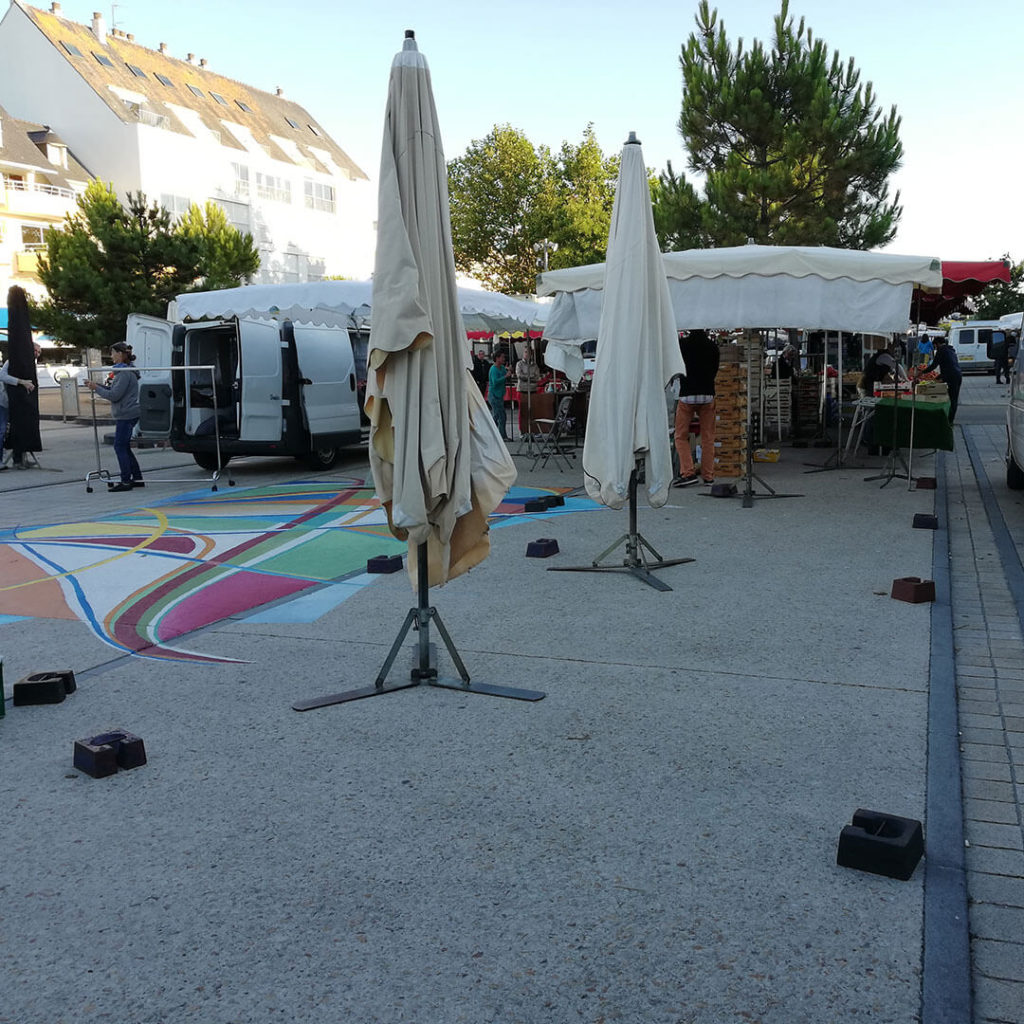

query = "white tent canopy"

[172,279,545,335]
[538,244,943,382]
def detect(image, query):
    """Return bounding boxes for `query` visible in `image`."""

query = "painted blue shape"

[0,614,30,626]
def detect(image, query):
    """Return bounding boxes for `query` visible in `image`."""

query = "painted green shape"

[256,530,405,580]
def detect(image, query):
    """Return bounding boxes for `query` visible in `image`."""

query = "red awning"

[913,260,1011,323]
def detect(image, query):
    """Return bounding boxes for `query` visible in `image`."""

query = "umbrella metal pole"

[293,542,544,710]
[84,371,113,491]
[548,458,695,591]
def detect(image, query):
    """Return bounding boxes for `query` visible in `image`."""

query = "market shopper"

[914,335,963,423]
[488,349,509,440]
[0,353,37,470]
[86,342,144,491]
[673,329,720,486]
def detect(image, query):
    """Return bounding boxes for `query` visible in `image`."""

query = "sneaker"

[131,480,145,488]
[701,477,715,485]
[672,474,699,487]
[108,482,133,492]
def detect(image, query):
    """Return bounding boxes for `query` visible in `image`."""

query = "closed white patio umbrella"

[549,133,692,590]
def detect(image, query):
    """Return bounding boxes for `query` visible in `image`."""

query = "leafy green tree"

[971,257,1024,319]
[655,0,903,250]
[448,125,550,294]
[448,125,619,294]
[32,181,259,349]
[536,126,619,272]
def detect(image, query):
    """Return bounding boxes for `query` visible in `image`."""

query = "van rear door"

[127,313,174,437]
[238,319,284,441]
[292,323,361,444]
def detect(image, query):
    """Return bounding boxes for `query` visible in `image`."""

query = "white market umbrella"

[549,133,691,590]
[294,31,541,710]
[366,32,515,587]
[582,134,684,509]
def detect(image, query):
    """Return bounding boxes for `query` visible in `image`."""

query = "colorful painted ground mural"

[0,479,590,663]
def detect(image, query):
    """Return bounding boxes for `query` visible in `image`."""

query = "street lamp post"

[533,238,558,273]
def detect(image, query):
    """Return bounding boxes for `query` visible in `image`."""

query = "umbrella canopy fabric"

[911,260,1012,323]
[4,285,41,453]
[582,136,684,510]
[539,245,943,380]
[173,280,544,335]
[365,32,515,587]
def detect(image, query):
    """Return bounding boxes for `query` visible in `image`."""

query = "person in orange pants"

[673,329,720,486]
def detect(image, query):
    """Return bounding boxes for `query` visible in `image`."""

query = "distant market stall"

[172,279,545,337]
[911,260,1012,324]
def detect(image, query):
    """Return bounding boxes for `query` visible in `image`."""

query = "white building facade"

[0,1,375,285]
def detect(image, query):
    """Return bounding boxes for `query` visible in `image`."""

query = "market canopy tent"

[173,279,544,336]
[538,245,943,383]
[911,260,1011,324]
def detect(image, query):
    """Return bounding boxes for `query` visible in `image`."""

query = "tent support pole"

[293,543,545,710]
[717,410,802,505]
[548,458,694,591]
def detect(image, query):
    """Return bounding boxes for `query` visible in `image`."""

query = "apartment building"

[0,102,87,318]
[0,1,375,287]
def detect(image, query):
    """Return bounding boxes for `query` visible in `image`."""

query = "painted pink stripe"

[155,571,313,640]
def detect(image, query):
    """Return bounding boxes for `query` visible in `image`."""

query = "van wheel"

[305,446,339,470]
[194,452,230,472]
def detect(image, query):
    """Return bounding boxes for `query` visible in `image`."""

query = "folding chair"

[531,394,576,471]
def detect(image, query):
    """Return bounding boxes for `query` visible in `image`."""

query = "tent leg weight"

[837,808,924,880]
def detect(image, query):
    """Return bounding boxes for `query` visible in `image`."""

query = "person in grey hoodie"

[86,342,143,491]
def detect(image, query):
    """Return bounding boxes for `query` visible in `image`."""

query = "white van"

[947,320,1008,373]
[128,313,367,471]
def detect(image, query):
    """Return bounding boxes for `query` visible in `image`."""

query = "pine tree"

[32,182,258,349]
[656,0,903,250]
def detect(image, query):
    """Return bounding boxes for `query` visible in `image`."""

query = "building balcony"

[0,180,77,219]
[14,248,43,275]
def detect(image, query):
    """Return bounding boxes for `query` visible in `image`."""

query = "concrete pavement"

[0,374,1018,1023]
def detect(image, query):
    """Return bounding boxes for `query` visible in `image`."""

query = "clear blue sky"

[49,0,1024,264]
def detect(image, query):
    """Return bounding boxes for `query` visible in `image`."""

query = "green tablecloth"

[872,397,954,451]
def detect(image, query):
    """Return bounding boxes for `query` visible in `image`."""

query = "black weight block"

[73,739,119,778]
[541,494,565,508]
[915,476,937,490]
[891,576,936,603]
[523,499,548,512]
[92,730,147,770]
[709,483,738,498]
[13,672,68,706]
[366,554,403,574]
[74,730,148,778]
[837,808,924,880]
[912,513,938,530]
[526,538,559,558]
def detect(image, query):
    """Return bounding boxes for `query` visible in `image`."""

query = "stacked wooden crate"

[713,360,748,478]
[762,379,792,439]
[793,376,821,437]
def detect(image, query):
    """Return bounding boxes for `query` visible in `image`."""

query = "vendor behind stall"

[913,335,962,423]
[860,344,904,396]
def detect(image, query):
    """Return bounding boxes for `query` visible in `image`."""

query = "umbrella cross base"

[293,546,546,710]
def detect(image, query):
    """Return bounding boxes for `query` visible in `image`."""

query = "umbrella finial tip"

[404,28,415,38]
[626,131,640,145]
